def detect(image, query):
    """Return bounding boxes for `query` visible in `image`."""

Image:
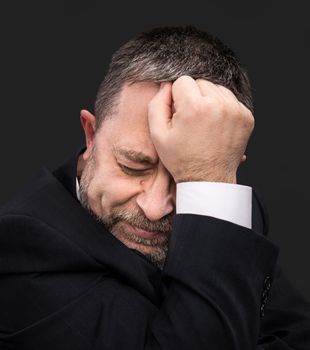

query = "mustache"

[108,209,173,234]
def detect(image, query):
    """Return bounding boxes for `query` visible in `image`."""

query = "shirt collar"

[76,177,81,201]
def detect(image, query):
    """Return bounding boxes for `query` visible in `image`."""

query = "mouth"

[125,223,163,239]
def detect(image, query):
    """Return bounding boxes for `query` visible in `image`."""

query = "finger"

[196,79,221,98]
[216,85,254,118]
[148,82,172,135]
[216,84,239,101]
[172,75,201,110]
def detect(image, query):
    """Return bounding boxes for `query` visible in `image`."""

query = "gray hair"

[94,26,253,128]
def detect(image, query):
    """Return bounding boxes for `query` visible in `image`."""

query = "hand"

[148,76,254,183]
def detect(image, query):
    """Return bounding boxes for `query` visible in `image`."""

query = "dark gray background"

[1,0,309,300]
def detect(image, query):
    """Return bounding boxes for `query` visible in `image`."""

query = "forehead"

[98,81,160,155]
[116,80,159,125]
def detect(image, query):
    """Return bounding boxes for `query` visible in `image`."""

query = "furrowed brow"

[114,148,157,165]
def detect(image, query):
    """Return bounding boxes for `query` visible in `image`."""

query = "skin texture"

[148,77,253,183]
[78,77,254,268]
[79,81,176,268]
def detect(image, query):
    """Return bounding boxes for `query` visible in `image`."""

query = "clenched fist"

[148,76,254,183]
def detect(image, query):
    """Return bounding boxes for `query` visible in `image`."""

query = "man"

[0,26,309,349]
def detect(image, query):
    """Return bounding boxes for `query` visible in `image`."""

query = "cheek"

[88,173,142,213]
[102,180,139,204]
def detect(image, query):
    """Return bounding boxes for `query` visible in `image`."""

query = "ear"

[80,109,96,161]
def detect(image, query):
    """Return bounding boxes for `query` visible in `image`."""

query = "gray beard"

[78,156,173,269]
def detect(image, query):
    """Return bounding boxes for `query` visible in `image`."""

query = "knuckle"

[202,95,216,109]
[196,78,209,88]
[213,98,228,116]
[248,114,255,130]
[193,98,208,116]
[199,96,225,119]
[241,110,255,131]
[243,107,254,125]
[179,97,201,117]
[177,75,192,83]
[173,75,194,90]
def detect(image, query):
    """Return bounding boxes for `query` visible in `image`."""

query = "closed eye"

[119,164,151,176]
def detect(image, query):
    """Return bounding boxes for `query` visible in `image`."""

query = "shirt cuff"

[176,182,252,229]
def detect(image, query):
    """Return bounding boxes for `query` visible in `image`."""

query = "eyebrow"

[114,148,158,166]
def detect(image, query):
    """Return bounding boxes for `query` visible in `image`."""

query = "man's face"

[79,81,176,268]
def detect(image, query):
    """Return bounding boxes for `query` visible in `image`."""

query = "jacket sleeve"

[148,214,279,349]
[0,213,279,349]
[258,265,310,349]
[252,188,310,349]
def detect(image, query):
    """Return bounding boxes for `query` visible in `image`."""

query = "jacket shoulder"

[0,167,77,218]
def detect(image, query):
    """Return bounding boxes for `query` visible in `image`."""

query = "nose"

[136,163,175,221]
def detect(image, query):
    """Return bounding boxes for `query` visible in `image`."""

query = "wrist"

[175,172,237,184]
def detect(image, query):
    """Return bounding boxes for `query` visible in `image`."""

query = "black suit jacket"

[0,151,309,349]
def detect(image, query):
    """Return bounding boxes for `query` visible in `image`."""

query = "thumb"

[148,82,172,138]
